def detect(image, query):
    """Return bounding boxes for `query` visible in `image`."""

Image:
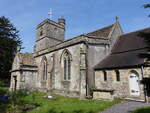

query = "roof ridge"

[86,24,114,35]
[85,24,114,38]
[111,47,148,55]
[120,27,150,38]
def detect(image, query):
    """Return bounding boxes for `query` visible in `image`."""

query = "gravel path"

[100,101,150,113]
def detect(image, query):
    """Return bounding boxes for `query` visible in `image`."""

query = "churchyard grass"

[131,106,150,113]
[0,87,121,113]
[23,92,121,113]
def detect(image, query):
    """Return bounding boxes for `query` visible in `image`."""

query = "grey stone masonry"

[35,18,65,52]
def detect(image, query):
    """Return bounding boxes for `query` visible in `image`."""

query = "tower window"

[40,30,43,36]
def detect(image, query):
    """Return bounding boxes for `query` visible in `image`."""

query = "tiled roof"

[17,53,36,66]
[86,24,114,38]
[94,27,150,70]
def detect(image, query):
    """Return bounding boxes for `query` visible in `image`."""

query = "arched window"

[103,71,107,81]
[115,70,120,81]
[42,57,47,80]
[63,50,72,81]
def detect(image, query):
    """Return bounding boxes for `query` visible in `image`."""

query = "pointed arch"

[129,70,140,96]
[60,49,72,63]
[60,49,72,80]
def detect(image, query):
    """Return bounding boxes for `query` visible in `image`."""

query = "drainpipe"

[141,66,148,103]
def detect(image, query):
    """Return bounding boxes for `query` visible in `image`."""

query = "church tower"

[35,18,65,52]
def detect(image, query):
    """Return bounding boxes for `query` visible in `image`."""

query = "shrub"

[90,86,97,92]
[48,108,57,113]
[8,89,29,109]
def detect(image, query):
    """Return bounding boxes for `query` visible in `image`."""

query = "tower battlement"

[37,18,65,29]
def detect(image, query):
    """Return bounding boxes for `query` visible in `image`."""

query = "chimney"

[58,18,65,27]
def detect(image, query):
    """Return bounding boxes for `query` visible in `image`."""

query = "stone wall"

[35,43,87,97]
[93,91,113,100]
[19,69,37,90]
[10,66,38,91]
[87,44,108,95]
[94,67,150,100]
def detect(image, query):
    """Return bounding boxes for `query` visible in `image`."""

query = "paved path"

[100,101,150,113]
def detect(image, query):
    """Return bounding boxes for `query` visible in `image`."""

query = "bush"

[0,87,8,96]
[0,80,10,87]
[90,86,97,91]
[132,106,150,113]
[48,108,57,113]
[9,89,28,106]
[0,87,9,104]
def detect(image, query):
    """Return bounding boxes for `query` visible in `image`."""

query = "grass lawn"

[0,86,121,113]
[23,92,121,113]
[131,106,150,113]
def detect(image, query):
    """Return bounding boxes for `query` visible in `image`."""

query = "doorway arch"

[129,70,140,96]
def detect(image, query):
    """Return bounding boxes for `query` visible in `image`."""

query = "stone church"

[10,17,150,101]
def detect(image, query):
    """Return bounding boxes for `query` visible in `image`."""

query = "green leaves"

[144,4,150,8]
[0,16,22,81]
[143,3,150,17]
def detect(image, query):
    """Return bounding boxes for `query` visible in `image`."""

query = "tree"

[144,4,150,8]
[139,3,150,52]
[144,3,150,17]
[138,3,150,102]
[0,16,22,83]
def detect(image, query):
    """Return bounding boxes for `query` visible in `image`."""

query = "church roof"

[34,21,119,57]
[94,27,150,70]
[86,24,114,38]
[17,53,36,66]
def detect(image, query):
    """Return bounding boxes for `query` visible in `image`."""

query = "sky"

[0,0,150,52]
